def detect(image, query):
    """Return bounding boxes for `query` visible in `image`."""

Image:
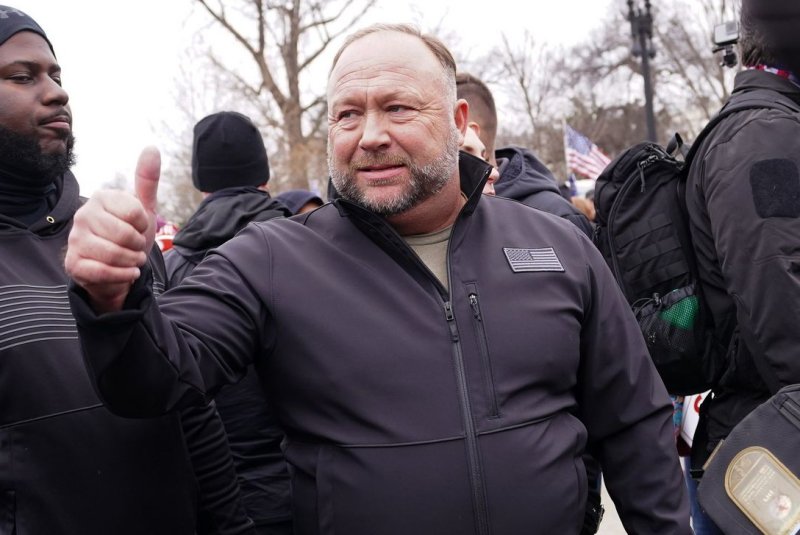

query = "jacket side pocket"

[0,490,15,535]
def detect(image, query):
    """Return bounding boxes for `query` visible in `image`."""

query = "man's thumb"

[135,146,161,213]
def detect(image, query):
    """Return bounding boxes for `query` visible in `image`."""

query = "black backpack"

[593,93,800,395]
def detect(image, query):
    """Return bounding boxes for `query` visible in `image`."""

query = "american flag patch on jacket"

[503,247,564,273]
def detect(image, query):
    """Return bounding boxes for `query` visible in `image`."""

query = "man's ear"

[468,121,482,137]
[454,98,469,144]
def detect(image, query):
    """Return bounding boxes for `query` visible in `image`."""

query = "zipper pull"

[444,301,459,342]
[638,163,647,192]
[444,301,455,321]
[638,153,661,192]
[468,294,481,320]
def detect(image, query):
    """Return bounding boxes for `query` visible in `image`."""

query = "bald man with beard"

[65,23,690,535]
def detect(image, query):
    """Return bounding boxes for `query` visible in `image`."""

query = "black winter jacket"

[0,171,251,534]
[686,69,800,463]
[71,156,691,534]
[494,146,593,237]
[165,186,293,527]
[165,187,290,286]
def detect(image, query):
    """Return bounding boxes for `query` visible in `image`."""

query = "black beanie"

[192,111,270,193]
[0,6,54,55]
[742,0,800,72]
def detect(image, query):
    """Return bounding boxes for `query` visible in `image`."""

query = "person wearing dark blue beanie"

[0,6,253,534]
[0,5,53,53]
[275,188,323,215]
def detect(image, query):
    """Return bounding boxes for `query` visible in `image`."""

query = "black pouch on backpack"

[698,384,800,535]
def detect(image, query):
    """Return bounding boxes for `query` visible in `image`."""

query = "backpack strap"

[666,133,690,159]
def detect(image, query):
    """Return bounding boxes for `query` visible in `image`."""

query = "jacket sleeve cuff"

[68,264,156,327]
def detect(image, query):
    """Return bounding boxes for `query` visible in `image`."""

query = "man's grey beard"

[328,125,460,216]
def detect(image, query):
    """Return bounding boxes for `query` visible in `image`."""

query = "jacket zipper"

[442,170,492,534]
[444,301,491,535]
[467,287,500,418]
[342,168,494,532]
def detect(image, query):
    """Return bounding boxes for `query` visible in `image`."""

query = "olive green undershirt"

[403,225,453,290]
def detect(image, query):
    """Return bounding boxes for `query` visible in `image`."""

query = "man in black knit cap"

[165,111,293,535]
[0,7,253,534]
[165,111,290,282]
[683,1,800,532]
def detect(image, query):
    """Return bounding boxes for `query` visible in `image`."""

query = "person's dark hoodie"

[494,146,593,237]
[165,111,296,530]
[165,186,290,285]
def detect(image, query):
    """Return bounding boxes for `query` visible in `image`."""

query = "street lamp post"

[627,0,658,142]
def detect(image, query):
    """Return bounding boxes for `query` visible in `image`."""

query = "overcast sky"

[19,0,616,195]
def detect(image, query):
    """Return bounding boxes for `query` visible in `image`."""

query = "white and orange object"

[680,391,711,448]
[155,221,179,252]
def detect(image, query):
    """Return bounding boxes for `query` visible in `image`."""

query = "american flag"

[564,124,611,180]
[503,248,564,273]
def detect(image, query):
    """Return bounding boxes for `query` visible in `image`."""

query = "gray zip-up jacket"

[70,154,690,535]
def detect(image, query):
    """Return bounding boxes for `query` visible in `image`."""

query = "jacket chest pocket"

[465,283,500,419]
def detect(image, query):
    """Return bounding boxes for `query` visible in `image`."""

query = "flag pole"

[562,119,575,197]
[562,119,569,182]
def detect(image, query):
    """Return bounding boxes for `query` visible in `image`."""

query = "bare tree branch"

[654,24,713,119]
[304,104,329,142]
[189,0,375,191]
[298,0,377,71]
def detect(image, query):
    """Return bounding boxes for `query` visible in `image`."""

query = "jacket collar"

[732,69,800,106]
[0,171,79,234]
[329,152,492,298]
[173,187,290,251]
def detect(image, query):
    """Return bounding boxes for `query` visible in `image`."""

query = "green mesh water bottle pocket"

[658,293,699,330]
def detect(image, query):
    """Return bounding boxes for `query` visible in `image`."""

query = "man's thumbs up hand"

[134,146,161,255]
[65,147,163,313]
